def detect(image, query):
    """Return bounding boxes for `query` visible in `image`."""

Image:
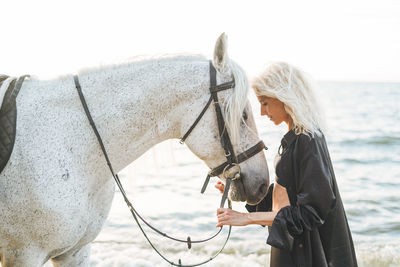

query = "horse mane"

[223,59,250,145]
[78,53,206,76]
[77,54,249,146]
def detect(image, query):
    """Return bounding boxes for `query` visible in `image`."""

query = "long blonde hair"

[252,62,324,136]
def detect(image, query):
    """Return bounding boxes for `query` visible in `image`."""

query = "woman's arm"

[216,208,278,227]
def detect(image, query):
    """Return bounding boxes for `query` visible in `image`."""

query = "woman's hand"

[216,208,250,227]
[214,180,224,194]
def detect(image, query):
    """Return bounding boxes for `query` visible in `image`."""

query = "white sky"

[1,0,399,81]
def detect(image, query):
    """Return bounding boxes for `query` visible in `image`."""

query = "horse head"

[183,33,269,205]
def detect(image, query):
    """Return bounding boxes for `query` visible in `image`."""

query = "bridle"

[74,60,266,266]
[180,61,266,208]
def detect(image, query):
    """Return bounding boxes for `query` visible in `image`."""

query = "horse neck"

[78,56,209,172]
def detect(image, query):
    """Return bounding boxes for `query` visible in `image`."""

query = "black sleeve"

[245,183,274,212]
[267,135,337,251]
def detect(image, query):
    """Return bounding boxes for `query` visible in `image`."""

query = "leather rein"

[74,60,266,266]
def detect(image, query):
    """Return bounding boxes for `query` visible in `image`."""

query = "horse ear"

[213,33,229,73]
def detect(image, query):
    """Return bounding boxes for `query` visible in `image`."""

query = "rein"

[73,60,266,266]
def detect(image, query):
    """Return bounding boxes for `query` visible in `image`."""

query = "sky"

[1,0,399,82]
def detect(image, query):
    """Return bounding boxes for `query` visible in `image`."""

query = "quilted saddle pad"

[0,74,29,174]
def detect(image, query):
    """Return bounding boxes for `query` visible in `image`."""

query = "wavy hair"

[251,62,324,136]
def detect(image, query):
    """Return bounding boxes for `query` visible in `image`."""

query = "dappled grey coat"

[246,130,358,267]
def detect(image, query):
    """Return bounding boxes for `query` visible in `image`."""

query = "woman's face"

[257,96,291,126]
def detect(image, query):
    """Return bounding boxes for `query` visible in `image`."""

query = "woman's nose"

[261,106,268,116]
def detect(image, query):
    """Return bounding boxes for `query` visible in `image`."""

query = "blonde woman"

[216,62,358,267]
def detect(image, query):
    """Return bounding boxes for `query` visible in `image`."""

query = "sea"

[46,81,400,267]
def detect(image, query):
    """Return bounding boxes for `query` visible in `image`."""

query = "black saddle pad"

[0,75,29,173]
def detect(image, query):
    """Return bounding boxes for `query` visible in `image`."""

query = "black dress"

[246,130,358,267]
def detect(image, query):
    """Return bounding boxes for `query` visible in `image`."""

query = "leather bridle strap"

[200,140,266,195]
[210,80,236,93]
[179,66,235,144]
[214,140,265,209]
[209,61,236,165]
[209,140,266,177]
[180,95,212,144]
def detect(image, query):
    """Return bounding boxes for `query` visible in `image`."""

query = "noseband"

[74,60,266,267]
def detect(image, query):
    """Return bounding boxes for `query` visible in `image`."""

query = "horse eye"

[242,111,248,121]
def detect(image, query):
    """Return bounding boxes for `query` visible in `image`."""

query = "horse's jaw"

[227,173,269,205]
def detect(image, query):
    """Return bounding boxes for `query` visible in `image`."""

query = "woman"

[216,62,358,267]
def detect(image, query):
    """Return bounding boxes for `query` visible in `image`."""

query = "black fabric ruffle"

[267,204,325,250]
[245,183,274,213]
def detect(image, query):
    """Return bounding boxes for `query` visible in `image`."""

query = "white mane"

[223,59,249,145]
[78,53,206,76]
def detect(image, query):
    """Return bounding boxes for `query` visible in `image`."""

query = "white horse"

[0,34,269,266]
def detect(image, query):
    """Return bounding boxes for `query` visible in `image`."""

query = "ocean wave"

[340,135,400,146]
[361,223,400,235]
[338,157,400,165]
[357,241,400,267]
[42,239,400,267]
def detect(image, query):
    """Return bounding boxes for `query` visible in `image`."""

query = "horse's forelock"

[223,59,249,145]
